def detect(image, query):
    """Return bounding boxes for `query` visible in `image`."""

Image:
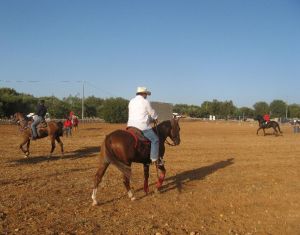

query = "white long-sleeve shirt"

[127,95,158,130]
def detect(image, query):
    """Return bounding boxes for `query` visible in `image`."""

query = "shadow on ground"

[8,146,101,165]
[136,158,235,198]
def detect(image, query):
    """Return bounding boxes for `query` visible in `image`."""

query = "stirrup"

[152,158,164,166]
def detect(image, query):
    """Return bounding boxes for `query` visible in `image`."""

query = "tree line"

[0,88,128,123]
[174,99,300,120]
[1,88,300,123]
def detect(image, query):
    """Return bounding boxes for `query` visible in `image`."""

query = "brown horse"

[255,115,282,136]
[12,112,64,158]
[91,118,181,205]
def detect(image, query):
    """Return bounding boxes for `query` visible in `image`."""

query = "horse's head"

[157,118,181,146]
[170,117,181,145]
[12,112,26,125]
[255,115,264,123]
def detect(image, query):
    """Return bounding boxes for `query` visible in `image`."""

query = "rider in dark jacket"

[31,100,47,140]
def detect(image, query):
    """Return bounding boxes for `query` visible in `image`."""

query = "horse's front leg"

[156,163,166,190]
[123,175,135,201]
[256,127,261,135]
[20,138,30,158]
[143,164,150,194]
[26,139,31,157]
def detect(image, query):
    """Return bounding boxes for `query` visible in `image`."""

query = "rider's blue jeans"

[31,116,42,138]
[143,128,159,162]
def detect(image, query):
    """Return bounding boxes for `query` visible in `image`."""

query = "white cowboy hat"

[136,86,151,95]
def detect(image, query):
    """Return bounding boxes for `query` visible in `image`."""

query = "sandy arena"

[0,121,299,234]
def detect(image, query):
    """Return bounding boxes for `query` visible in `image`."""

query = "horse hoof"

[24,155,28,158]
[92,201,98,206]
[154,188,161,194]
[130,197,136,201]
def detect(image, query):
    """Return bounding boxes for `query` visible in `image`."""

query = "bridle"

[154,119,179,146]
[14,114,30,131]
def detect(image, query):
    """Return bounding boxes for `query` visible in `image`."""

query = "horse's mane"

[157,119,171,127]
[154,120,172,134]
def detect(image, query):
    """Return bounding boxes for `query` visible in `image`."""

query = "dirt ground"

[0,120,299,235]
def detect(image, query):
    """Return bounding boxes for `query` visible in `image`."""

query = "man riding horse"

[91,86,181,205]
[263,113,270,127]
[127,86,163,166]
[31,99,47,140]
[256,114,282,136]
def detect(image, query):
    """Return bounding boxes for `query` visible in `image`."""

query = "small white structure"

[209,115,216,121]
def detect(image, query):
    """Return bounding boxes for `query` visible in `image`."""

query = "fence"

[0,118,105,125]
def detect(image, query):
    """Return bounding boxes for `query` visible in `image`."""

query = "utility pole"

[82,81,85,120]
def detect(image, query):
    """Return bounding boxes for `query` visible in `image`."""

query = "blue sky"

[0,0,299,107]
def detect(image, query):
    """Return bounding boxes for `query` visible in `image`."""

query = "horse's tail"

[56,121,64,137]
[102,134,132,179]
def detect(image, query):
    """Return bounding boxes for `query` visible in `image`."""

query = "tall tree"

[253,101,269,116]
[269,100,287,118]
[288,104,300,118]
[102,97,129,123]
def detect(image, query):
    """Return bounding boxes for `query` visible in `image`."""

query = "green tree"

[102,97,129,123]
[44,96,70,118]
[188,105,202,118]
[63,95,82,117]
[288,104,300,118]
[0,88,36,116]
[236,107,255,119]
[253,101,269,116]
[173,104,191,116]
[209,99,221,116]
[269,100,287,118]
[84,96,104,118]
[219,100,236,119]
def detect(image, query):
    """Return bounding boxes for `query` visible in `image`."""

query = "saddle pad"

[126,127,150,149]
[126,127,149,142]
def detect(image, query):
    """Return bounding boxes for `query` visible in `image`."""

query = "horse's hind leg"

[273,127,278,136]
[123,173,136,201]
[143,164,150,194]
[92,156,110,206]
[277,125,283,135]
[55,136,64,157]
[49,137,56,158]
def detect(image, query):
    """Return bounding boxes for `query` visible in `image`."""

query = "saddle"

[37,120,48,129]
[126,127,151,158]
[27,120,48,138]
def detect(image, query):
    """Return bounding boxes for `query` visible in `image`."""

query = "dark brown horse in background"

[92,118,181,206]
[255,115,282,136]
[12,112,64,158]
